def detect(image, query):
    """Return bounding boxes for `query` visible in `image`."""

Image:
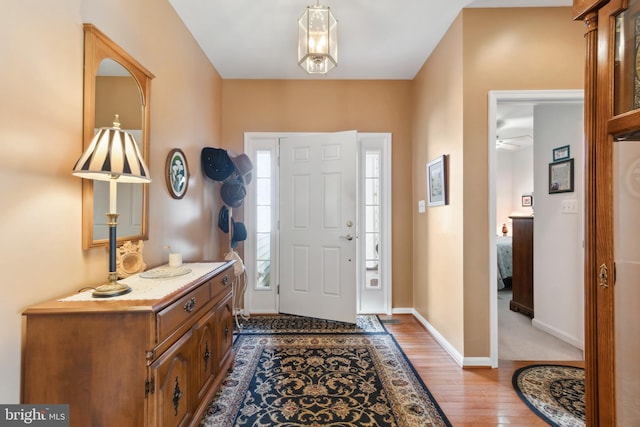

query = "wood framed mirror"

[81,24,154,249]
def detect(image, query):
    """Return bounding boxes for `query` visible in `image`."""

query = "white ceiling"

[168,0,572,80]
[168,0,572,150]
[497,103,534,151]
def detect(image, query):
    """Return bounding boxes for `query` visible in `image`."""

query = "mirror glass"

[93,59,144,240]
[82,24,154,249]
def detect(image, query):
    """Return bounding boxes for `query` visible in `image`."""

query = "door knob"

[340,234,353,241]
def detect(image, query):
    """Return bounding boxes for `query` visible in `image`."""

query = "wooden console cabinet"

[21,261,235,427]
[509,216,534,317]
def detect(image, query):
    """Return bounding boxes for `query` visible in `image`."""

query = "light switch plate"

[561,199,578,214]
[418,200,426,213]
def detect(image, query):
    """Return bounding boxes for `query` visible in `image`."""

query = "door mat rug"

[512,364,585,427]
[201,334,451,426]
[234,313,387,334]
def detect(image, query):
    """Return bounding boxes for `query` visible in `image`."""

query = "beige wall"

[221,80,414,308]
[0,0,223,402]
[411,7,585,358]
[412,15,466,352]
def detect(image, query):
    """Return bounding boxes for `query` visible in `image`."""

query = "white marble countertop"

[59,262,227,302]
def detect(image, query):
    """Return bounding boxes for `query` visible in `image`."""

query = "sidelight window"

[255,150,272,289]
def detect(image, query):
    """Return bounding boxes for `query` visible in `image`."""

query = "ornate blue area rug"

[201,334,451,426]
[235,314,387,334]
[512,364,585,427]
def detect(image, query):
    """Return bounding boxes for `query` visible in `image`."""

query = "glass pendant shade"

[298,2,337,74]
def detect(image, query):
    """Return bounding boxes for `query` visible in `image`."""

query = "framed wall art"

[427,155,448,206]
[552,145,570,162]
[549,158,574,194]
[521,194,533,207]
[166,148,189,199]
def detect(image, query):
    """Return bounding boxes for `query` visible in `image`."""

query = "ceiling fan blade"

[496,134,532,150]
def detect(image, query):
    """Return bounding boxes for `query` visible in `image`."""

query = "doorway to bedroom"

[489,90,585,365]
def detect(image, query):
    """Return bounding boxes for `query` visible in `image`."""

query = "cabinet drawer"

[210,267,233,299]
[157,284,210,342]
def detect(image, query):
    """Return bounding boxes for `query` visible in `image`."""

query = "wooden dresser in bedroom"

[21,261,235,427]
[509,216,534,317]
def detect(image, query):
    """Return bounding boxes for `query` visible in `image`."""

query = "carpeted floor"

[498,288,584,361]
[204,318,451,426]
[512,364,585,427]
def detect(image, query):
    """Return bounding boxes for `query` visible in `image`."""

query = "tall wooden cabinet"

[574,0,640,424]
[509,216,534,317]
[21,261,235,427]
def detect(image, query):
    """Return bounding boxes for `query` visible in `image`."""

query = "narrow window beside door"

[365,151,380,288]
[256,150,271,289]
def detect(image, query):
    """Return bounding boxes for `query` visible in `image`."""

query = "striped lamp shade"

[73,118,151,183]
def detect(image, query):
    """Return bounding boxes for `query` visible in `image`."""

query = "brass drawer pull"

[183,297,196,313]
[221,275,229,285]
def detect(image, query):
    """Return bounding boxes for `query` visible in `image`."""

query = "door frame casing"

[488,90,584,368]
[242,134,280,315]
[358,133,393,315]
[243,132,393,316]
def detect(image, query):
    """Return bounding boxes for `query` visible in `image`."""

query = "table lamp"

[72,115,151,297]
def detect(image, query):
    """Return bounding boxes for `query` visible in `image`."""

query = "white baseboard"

[410,310,463,367]
[411,309,491,368]
[462,357,492,367]
[391,307,414,314]
[245,309,278,315]
[532,318,584,350]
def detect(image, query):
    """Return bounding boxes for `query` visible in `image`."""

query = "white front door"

[279,131,358,323]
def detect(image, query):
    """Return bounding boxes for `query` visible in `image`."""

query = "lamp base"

[92,281,132,298]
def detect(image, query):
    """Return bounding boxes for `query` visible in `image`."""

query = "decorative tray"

[139,266,192,279]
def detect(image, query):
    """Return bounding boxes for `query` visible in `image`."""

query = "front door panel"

[279,131,357,323]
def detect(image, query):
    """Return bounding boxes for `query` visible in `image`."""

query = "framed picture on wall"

[552,145,570,162]
[549,158,574,194]
[521,194,533,207]
[427,155,448,206]
[166,148,190,199]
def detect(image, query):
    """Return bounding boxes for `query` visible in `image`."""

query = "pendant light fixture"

[298,0,338,74]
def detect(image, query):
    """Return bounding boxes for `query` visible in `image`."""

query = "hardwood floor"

[380,314,584,427]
